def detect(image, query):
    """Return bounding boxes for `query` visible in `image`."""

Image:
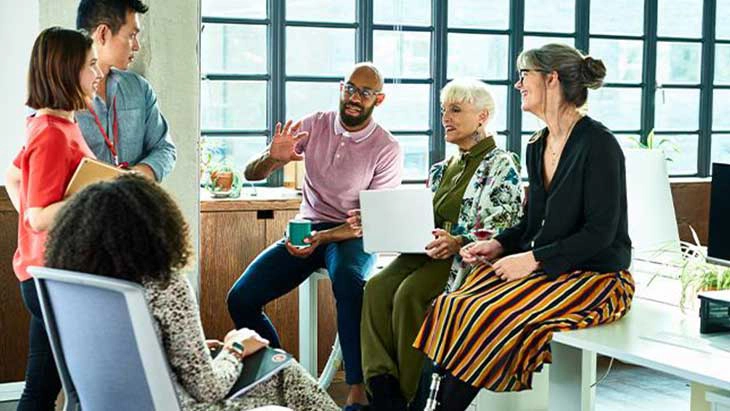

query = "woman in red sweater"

[4,27,102,410]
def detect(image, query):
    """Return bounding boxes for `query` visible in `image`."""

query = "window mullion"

[507,0,525,154]
[357,0,373,61]
[698,0,717,177]
[268,0,286,186]
[430,0,448,166]
[575,0,590,52]
[640,0,659,146]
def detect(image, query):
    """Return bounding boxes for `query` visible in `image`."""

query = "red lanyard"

[88,96,120,166]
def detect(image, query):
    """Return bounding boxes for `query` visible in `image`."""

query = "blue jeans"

[18,279,61,411]
[227,223,375,385]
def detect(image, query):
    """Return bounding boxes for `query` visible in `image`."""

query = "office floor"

[0,357,691,410]
[325,357,691,411]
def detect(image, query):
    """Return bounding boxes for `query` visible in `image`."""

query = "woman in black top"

[410,43,635,411]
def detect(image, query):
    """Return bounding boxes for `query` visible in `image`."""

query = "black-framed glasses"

[518,69,549,83]
[341,81,382,99]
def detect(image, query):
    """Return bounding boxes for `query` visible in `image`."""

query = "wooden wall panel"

[199,211,266,341]
[671,182,711,245]
[0,188,26,383]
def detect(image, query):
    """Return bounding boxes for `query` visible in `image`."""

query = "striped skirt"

[412,266,635,392]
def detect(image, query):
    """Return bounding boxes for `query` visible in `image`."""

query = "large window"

[201,0,727,183]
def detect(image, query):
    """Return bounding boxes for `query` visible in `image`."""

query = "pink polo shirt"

[295,111,402,223]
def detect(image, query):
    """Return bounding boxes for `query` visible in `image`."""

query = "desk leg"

[549,342,596,411]
[298,277,318,377]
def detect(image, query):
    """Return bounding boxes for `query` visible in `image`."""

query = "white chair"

[298,268,342,390]
[32,266,295,411]
[30,266,182,411]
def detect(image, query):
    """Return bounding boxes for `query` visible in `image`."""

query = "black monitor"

[708,163,730,267]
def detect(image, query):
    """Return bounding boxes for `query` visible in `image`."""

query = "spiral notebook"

[212,346,293,399]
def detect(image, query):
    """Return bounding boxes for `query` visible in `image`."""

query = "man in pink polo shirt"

[227,62,402,410]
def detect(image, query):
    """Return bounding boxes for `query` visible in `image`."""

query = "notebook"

[211,346,293,399]
[65,157,125,196]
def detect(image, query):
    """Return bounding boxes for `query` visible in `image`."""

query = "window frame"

[200,0,723,185]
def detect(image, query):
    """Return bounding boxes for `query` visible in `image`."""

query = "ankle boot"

[368,374,408,411]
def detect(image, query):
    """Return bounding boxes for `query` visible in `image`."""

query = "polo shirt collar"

[333,113,378,143]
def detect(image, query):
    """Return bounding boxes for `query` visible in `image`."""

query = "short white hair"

[440,78,497,126]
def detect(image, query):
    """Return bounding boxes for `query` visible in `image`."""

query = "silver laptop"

[359,187,435,254]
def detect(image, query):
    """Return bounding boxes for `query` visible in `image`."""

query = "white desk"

[549,298,730,411]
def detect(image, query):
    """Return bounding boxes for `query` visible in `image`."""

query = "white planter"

[624,148,681,263]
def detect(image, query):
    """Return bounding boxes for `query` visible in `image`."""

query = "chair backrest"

[29,266,181,411]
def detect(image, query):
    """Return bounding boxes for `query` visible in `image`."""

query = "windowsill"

[669,176,712,183]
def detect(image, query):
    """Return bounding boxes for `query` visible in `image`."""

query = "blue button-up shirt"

[76,68,176,181]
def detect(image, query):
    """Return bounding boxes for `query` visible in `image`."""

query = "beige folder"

[65,157,125,196]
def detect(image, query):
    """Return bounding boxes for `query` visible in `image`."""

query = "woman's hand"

[224,328,270,359]
[460,239,504,264]
[205,339,224,353]
[492,251,539,281]
[425,229,462,260]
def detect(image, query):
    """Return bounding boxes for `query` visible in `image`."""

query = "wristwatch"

[225,341,246,361]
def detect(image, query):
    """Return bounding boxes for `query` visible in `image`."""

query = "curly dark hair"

[45,173,191,284]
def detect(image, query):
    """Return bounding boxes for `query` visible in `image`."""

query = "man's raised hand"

[269,120,308,162]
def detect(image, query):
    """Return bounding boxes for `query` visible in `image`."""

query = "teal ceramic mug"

[288,219,312,247]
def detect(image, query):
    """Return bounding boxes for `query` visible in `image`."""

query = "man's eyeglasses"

[341,82,382,99]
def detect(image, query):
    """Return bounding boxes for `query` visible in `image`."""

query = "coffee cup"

[288,219,312,247]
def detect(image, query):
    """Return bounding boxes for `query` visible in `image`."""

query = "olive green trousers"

[361,254,452,401]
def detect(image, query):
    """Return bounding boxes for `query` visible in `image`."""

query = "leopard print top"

[143,274,339,411]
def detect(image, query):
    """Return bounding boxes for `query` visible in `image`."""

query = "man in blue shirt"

[76,0,176,181]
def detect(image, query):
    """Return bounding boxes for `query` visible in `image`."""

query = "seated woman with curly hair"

[44,174,339,411]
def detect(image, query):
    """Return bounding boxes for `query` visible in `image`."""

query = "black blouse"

[494,116,631,278]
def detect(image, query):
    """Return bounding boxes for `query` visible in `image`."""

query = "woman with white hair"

[358,78,523,411]
[410,44,634,411]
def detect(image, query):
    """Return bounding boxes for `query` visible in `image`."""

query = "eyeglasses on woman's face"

[516,69,549,85]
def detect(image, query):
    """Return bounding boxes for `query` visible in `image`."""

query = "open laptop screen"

[708,163,730,267]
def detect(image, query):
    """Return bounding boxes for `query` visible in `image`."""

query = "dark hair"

[45,174,191,285]
[26,27,93,111]
[76,0,148,34]
[517,43,607,108]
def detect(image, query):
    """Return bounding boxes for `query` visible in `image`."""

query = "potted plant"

[678,227,730,311]
[205,161,242,197]
[625,129,682,262]
[199,138,225,180]
[628,129,678,160]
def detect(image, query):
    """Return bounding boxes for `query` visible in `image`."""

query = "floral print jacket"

[430,147,524,291]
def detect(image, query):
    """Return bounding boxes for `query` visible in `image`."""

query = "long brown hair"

[26,27,93,111]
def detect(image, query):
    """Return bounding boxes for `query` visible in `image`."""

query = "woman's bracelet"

[224,341,246,361]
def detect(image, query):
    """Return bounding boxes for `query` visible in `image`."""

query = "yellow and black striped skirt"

[413,266,634,392]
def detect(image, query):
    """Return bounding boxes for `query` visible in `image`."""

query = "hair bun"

[581,56,606,89]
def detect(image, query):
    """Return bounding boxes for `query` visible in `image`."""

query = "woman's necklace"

[545,115,582,173]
